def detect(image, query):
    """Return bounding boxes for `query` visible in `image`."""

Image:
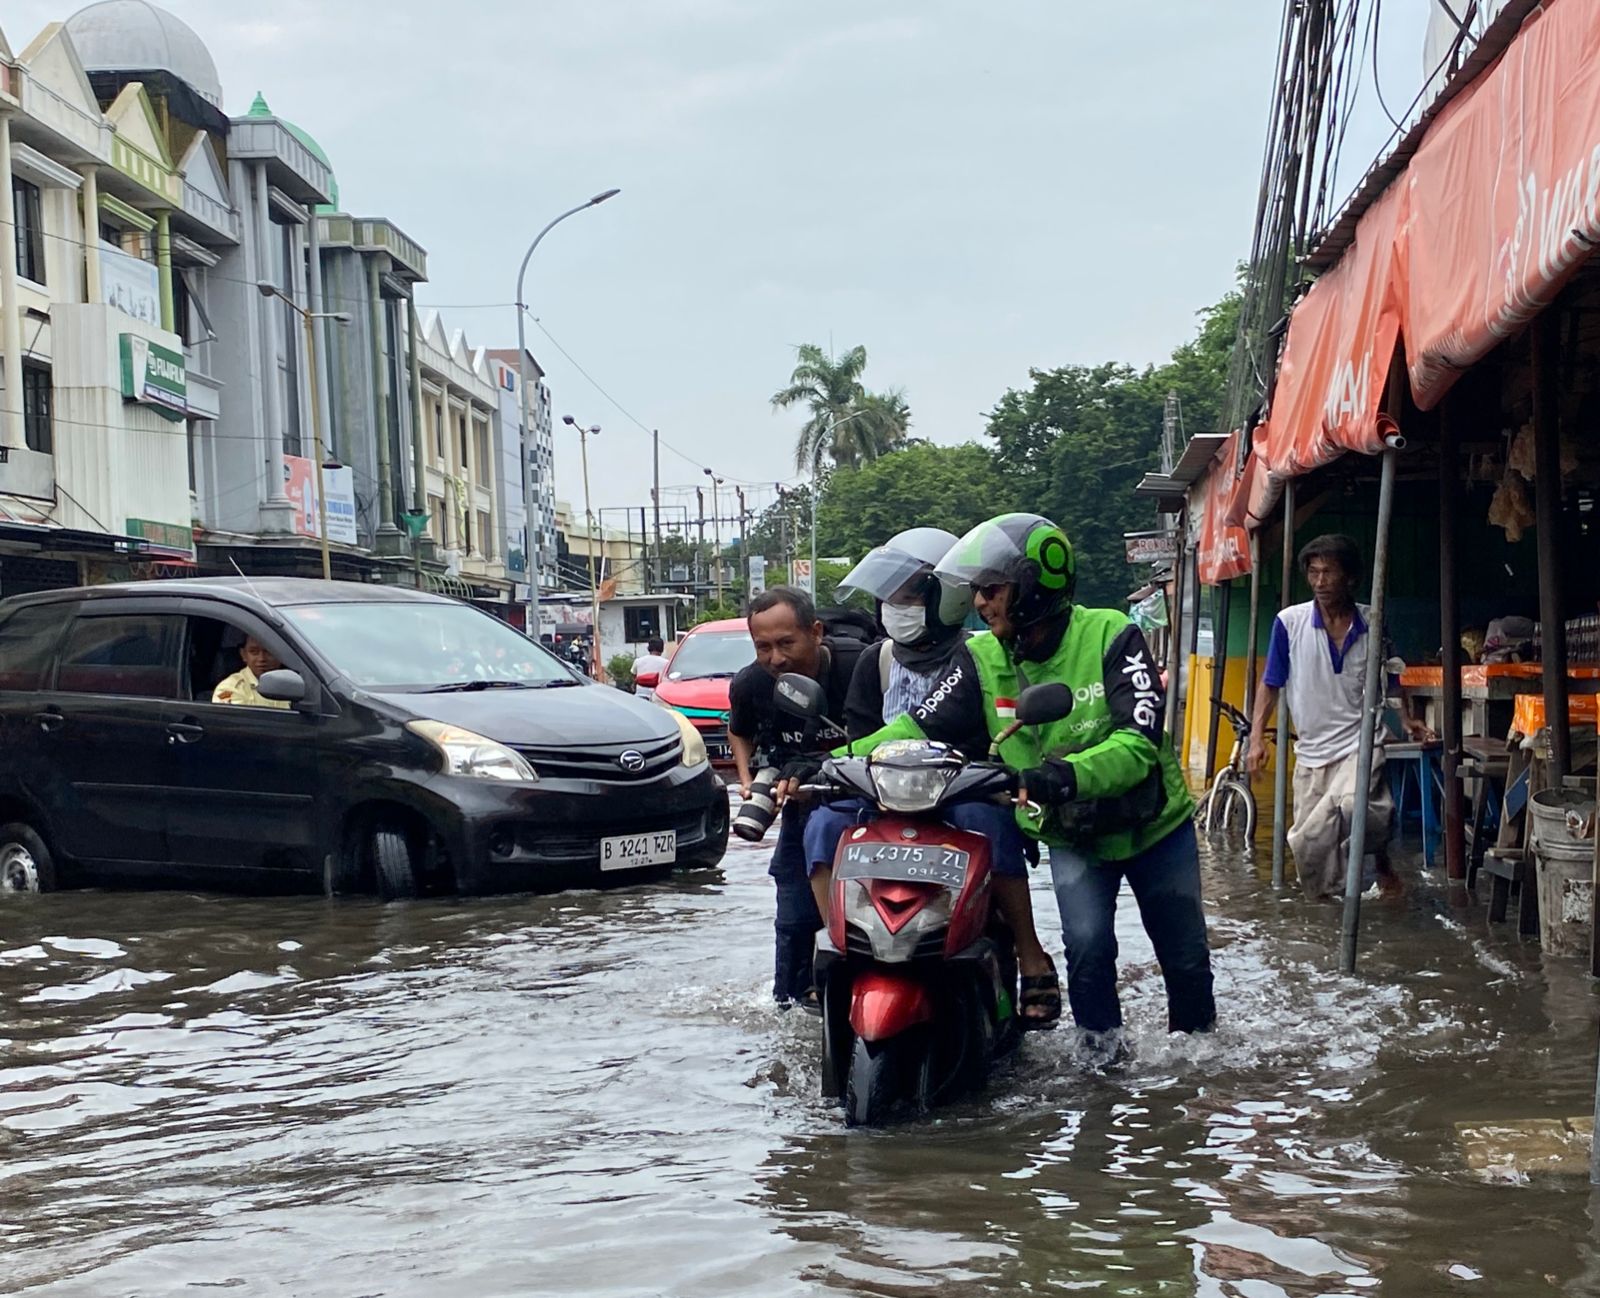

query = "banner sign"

[102,243,161,326]
[125,516,195,559]
[119,334,186,421]
[1124,531,1178,565]
[284,455,358,545]
[748,554,767,595]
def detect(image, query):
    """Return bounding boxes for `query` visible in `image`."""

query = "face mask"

[882,602,928,645]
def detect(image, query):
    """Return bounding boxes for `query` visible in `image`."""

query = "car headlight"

[870,764,954,812]
[668,709,709,768]
[407,720,537,782]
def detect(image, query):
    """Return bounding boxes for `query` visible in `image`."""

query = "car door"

[0,599,76,838]
[160,606,329,883]
[43,605,186,876]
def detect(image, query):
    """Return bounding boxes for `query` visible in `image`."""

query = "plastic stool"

[1387,742,1442,867]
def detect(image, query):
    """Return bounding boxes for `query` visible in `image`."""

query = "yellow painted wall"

[1182,654,1288,778]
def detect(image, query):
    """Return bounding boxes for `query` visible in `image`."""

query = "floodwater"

[3,805,1599,1296]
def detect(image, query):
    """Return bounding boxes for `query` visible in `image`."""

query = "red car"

[642,618,753,775]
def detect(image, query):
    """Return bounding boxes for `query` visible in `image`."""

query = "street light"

[515,188,621,638]
[257,280,351,581]
[703,467,725,606]
[563,414,604,678]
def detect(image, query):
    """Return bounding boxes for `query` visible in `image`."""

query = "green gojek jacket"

[836,607,1193,861]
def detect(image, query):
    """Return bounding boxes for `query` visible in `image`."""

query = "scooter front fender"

[849,969,934,1042]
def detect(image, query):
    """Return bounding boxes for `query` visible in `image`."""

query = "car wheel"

[372,826,419,901]
[0,823,57,894]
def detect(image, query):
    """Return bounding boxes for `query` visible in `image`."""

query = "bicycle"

[1195,701,1262,846]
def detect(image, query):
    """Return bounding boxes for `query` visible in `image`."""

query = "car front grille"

[513,734,683,782]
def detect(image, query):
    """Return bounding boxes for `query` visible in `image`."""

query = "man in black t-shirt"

[728,587,861,1006]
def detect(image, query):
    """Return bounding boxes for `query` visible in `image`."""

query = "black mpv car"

[0,579,729,897]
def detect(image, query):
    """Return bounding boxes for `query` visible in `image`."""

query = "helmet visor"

[935,518,1031,590]
[837,546,936,604]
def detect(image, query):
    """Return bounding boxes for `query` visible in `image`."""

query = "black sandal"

[1018,960,1062,1031]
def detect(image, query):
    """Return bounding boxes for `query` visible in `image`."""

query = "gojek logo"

[1122,649,1161,731]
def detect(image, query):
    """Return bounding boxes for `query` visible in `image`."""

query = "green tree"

[983,286,1241,609]
[771,343,911,471]
[815,442,1018,559]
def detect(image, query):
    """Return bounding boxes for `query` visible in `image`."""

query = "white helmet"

[838,527,974,642]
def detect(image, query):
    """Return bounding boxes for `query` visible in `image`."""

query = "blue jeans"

[801,799,1029,878]
[1049,821,1215,1034]
[771,804,821,1003]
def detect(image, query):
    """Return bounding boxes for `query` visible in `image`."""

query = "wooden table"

[1401,664,1600,739]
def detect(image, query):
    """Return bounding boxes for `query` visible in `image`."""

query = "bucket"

[1529,789,1595,957]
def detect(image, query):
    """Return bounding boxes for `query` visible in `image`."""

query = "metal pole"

[514,190,619,631]
[711,479,724,606]
[1340,444,1400,974]
[366,257,397,537]
[652,430,662,592]
[810,441,822,598]
[302,309,332,581]
[696,487,706,609]
[1272,477,1296,888]
[581,428,601,677]
[1164,530,1186,742]
[737,486,748,597]
[1205,580,1232,783]
[1244,531,1263,722]
[1439,394,1466,881]
[1532,312,1570,778]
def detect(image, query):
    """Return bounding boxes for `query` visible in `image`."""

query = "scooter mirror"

[775,672,826,719]
[1016,682,1074,727]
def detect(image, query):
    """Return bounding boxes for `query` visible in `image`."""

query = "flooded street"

[4,801,1600,1297]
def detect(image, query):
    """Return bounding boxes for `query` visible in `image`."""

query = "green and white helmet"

[936,513,1076,631]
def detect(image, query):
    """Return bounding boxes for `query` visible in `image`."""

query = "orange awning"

[1194,433,1251,585]
[1405,0,1600,409]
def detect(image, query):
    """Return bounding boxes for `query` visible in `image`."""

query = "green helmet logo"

[1027,522,1075,591]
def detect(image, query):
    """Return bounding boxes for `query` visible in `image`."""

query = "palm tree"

[771,343,911,471]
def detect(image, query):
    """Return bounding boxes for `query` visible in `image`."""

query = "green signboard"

[119,334,187,421]
[126,517,194,557]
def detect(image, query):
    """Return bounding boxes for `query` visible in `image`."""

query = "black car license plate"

[837,841,970,886]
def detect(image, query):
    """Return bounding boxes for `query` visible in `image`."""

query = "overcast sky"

[11,0,1429,530]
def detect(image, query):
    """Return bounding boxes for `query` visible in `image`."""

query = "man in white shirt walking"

[632,638,670,700]
[1246,534,1433,899]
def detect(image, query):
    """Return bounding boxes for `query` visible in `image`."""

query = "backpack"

[817,606,879,704]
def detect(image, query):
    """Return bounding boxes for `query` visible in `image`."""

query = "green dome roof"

[248,91,338,209]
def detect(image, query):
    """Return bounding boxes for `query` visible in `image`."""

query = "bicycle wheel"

[1212,778,1257,848]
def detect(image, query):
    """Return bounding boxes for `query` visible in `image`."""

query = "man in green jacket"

[831,513,1215,1049]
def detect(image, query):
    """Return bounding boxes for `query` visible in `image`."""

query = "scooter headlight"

[870,764,955,813]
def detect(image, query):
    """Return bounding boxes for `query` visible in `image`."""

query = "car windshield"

[281,601,577,689]
[668,629,754,680]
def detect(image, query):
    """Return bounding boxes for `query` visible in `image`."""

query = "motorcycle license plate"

[600,830,677,870]
[837,841,970,886]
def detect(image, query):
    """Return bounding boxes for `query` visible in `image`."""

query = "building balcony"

[351,218,427,283]
[228,117,334,207]
[181,179,240,244]
[17,71,112,164]
[0,445,55,503]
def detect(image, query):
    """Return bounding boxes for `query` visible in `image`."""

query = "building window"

[476,422,491,482]
[13,178,43,284]
[463,507,473,554]
[478,511,492,560]
[624,605,662,643]
[22,363,51,454]
[428,494,444,545]
[458,414,469,471]
[433,403,444,460]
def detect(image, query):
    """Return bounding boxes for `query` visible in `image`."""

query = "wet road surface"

[4,801,1600,1296]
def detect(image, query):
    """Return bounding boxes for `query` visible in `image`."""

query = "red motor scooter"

[775,675,1072,1126]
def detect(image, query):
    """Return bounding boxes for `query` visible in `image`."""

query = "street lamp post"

[515,188,620,641]
[564,415,604,678]
[258,281,351,581]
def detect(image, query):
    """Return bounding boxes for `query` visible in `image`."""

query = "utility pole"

[736,486,748,600]
[709,475,724,606]
[651,429,662,594]
[696,486,706,611]
[776,484,788,580]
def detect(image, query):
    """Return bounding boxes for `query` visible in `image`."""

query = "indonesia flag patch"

[995,697,1017,719]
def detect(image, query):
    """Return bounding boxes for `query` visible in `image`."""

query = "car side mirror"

[1016,683,1074,726]
[257,668,308,703]
[635,671,660,689]
[775,672,825,719]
